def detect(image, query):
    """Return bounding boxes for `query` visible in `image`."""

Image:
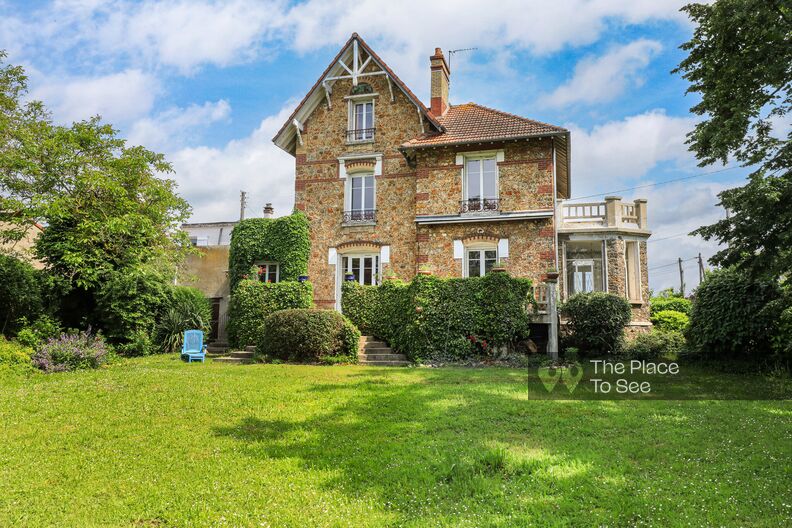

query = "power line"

[568,166,740,201]
[647,231,701,243]
[648,256,698,271]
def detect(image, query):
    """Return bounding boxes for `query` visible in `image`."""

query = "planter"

[344,273,356,281]
[417,270,432,276]
[298,275,309,282]
[490,266,507,273]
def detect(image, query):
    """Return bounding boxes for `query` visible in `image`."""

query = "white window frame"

[624,241,642,302]
[463,242,498,278]
[564,239,607,297]
[339,253,380,286]
[347,97,375,143]
[344,172,376,214]
[463,154,499,201]
[570,259,595,294]
[255,261,280,283]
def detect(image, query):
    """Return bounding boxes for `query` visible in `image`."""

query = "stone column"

[604,196,622,227]
[545,272,559,361]
[634,198,648,229]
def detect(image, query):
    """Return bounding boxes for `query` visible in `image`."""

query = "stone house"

[271,34,652,331]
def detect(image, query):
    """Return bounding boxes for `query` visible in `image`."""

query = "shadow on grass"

[213,367,656,524]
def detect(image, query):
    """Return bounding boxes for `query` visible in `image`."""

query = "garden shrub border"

[256,308,359,363]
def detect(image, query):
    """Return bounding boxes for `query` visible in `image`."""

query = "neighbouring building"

[268,34,651,332]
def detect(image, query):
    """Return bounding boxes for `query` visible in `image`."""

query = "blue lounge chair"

[181,329,207,363]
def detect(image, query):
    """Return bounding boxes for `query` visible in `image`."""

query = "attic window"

[351,82,373,95]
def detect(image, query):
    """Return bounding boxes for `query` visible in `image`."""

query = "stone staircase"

[358,336,410,367]
[210,343,255,365]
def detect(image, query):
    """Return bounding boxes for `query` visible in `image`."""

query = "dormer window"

[346,95,375,143]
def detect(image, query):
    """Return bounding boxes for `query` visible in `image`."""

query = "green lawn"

[1,356,790,527]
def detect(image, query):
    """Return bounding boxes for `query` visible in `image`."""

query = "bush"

[342,272,534,361]
[116,330,155,356]
[0,254,43,335]
[766,292,792,365]
[0,336,34,373]
[623,330,685,360]
[31,331,110,372]
[152,286,211,354]
[650,296,692,316]
[651,310,690,333]
[94,268,169,343]
[227,280,313,348]
[257,309,359,362]
[228,212,311,291]
[686,268,780,360]
[14,315,62,349]
[561,292,632,356]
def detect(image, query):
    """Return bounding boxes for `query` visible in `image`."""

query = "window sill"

[342,221,376,228]
[345,139,375,146]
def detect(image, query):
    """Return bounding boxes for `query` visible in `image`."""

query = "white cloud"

[542,39,662,108]
[29,69,159,125]
[567,109,697,197]
[127,99,232,151]
[167,104,296,223]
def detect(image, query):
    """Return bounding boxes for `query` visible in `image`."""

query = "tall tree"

[0,52,192,290]
[674,0,791,281]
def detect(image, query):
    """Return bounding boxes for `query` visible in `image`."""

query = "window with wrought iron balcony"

[342,173,376,226]
[460,155,500,215]
[346,99,375,144]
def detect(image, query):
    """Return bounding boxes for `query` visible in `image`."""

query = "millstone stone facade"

[272,33,652,328]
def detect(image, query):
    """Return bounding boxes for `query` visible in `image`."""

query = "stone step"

[213,356,253,365]
[229,350,254,359]
[363,346,392,353]
[245,345,256,353]
[359,360,410,367]
[206,347,228,355]
[358,353,407,361]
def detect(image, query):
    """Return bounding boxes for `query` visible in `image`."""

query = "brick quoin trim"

[416,255,429,263]
[540,251,555,260]
[296,153,306,164]
[415,192,429,201]
[295,203,306,211]
[295,181,306,191]
[539,226,554,237]
[537,184,553,194]
[416,233,430,242]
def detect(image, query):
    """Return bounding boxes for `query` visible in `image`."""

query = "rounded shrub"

[227,280,313,348]
[624,330,685,360]
[650,296,692,316]
[31,331,110,372]
[651,310,690,333]
[686,267,780,360]
[257,309,360,363]
[561,292,632,356]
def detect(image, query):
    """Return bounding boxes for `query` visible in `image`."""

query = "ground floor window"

[342,254,379,285]
[565,240,604,295]
[256,262,279,283]
[465,246,497,277]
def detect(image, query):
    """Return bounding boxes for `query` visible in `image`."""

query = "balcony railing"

[345,128,375,142]
[343,209,376,224]
[558,197,648,230]
[460,198,500,214]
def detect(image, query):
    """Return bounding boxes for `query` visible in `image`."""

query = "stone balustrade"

[558,196,648,231]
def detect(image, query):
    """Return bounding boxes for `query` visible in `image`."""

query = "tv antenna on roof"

[448,47,477,73]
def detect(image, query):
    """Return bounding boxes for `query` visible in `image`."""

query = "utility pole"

[239,191,248,221]
[678,257,685,297]
[697,253,705,284]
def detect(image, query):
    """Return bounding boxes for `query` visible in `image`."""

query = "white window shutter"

[328,247,337,265]
[380,245,390,264]
[455,154,464,165]
[498,238,509,258]
[453,240,463,259]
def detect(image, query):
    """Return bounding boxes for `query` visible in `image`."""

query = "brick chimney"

[430,47,450,116]
[262,203,274,218]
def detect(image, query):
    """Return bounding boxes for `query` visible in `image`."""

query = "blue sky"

[0,0,746,292]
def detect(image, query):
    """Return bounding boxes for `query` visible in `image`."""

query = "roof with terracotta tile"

[402,103,567,148]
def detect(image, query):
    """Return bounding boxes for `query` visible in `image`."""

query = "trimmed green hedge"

[228,212,310,291]
[650,296,692,316]
[560,292,632,356]
[342,272,535,361]
[257,309,359,363]
[651,310,690,333]
[227,280,313,348]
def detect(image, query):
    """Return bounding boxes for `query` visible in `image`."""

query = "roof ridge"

[457,102,567,132]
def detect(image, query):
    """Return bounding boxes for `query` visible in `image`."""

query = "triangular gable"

[272,33,443,155]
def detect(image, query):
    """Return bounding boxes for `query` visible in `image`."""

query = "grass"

[1,356,790,527]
